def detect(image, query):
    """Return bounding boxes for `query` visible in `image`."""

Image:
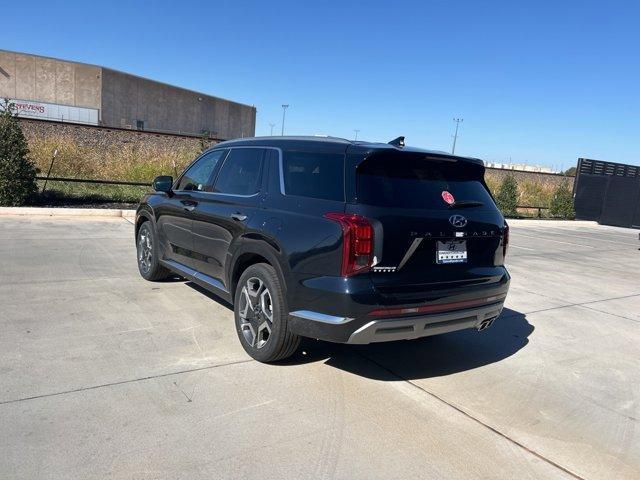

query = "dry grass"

[485,171,558,217]
[36,180,148,204]
[29,134,201,182]
[27,134,563,213]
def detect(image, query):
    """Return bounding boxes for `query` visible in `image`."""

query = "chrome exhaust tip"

[477,318,495,331]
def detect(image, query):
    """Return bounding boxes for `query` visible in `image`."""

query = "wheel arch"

[134,207,155,239]
[228,241,290,304]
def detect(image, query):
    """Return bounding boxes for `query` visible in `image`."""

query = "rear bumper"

[287,267,510,343]
[346,302,504,344]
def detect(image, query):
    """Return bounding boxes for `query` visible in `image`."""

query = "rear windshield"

[356,154,495,209]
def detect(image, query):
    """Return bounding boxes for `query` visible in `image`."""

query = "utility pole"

[354,129,360,141]
[451,118,463,154]
[269,123,275,136]
[281,104,289,136]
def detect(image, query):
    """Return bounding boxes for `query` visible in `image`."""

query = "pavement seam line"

[0,358,254,406]
[357,352,587,480]
[578,304,640,324]
[506,291,640,321]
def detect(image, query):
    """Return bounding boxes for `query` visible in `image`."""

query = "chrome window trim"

[277,148,286,195]
[195,191,261,199]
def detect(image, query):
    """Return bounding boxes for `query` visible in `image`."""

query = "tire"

[136,221,170,281]
[234,263,300,362]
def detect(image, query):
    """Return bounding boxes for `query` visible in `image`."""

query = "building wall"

[1,50,256,139]
[101,68,256,139]
[0,50,102,110]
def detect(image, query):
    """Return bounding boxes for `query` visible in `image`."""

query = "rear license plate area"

[436,240,467,264]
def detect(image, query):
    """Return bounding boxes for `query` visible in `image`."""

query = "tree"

[550,179,575,219]
[0,99,38,206]
[495,174,518,217]
[563,166,577,176]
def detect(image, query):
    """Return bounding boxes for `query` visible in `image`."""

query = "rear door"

[190,147,267,285]
[346,151,506,298]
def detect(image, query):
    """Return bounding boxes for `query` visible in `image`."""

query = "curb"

[0,207,136,219]
[507,219,596,226]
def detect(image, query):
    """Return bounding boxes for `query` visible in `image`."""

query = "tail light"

[502,222,509,259]
[324,213,374,276]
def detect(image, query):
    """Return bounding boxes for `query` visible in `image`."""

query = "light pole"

[354,129,360,141]
[451,118,463,154]
[269,123,275,136]
[281,104,289,136]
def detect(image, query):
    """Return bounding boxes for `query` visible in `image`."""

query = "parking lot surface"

[1,215,638,479]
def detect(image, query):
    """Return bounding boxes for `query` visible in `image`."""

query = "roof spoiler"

[388,136,405,148]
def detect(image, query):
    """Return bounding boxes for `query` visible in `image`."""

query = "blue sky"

[2,0,639,170]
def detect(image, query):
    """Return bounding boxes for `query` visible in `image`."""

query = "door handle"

[231,213,247,221]
[180,200,198,212]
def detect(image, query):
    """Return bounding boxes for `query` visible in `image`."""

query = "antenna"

[388,136,405,148]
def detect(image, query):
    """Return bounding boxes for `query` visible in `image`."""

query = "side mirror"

[152,175,173,194]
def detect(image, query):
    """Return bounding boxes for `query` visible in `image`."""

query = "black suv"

[135,136,510,362]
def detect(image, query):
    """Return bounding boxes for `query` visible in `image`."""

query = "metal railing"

[516,205,550,218]
[36,176,150,187]
[36,177,553,216]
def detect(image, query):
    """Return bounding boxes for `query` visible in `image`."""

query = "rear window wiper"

[450,200,484,208]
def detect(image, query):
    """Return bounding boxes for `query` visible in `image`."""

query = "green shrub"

[495,174,518,217]
[0,100,38,206]
[549,179,575,219]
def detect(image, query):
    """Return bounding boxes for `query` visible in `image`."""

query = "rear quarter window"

[282,151,344,201]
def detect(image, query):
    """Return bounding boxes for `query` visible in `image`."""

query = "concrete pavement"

[0,216,638,479]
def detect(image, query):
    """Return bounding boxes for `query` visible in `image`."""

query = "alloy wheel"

[238,277,274,349]
[137,227,153,274]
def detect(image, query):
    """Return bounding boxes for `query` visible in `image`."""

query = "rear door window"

[214,148,265,195]
[282,151,344,201]
[356,154,494,209]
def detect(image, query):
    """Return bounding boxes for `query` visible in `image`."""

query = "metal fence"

[36,176,150,187]
[36,176,552,217]
[574,158,640,228]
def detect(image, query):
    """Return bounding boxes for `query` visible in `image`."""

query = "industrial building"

[0,50,256,139]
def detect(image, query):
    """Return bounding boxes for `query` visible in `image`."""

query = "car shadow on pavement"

[186,282,234,309]
[284,308,533,381]
[184,281,532,381]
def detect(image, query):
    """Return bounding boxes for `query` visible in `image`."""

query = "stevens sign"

[7,98,99,125]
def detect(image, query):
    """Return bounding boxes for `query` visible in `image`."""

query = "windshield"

[356,154,495,210]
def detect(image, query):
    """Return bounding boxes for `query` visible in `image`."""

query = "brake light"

[502,222,509,259]
[324,213,374,276]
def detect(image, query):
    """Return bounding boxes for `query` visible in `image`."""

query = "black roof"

[212,136,484,166]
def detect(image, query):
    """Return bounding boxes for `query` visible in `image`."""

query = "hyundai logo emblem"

[449,215,468,228]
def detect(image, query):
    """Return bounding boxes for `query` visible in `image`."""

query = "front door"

[159,149,227,268]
